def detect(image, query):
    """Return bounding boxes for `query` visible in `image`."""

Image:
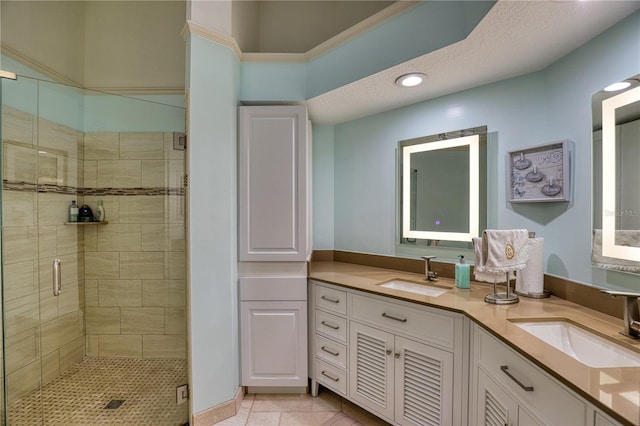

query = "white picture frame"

[507,140,571,203]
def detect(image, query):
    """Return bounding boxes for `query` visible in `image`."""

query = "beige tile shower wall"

[83,132,186,359]
[2,108,85,403]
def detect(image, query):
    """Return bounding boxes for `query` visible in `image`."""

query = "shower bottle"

[96,200,106,222]
[69,200,79,222]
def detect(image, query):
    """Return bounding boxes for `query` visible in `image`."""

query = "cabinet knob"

[386,349,392,356]
[394,352,401,359]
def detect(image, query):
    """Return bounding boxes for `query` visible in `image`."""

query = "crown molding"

[82,87,185,96]
[241,52,307,63]
[1,43,82,87]
[182,20,242,60]
[2,43,185,95]
[184,2,420,64]
[304,1,421,61]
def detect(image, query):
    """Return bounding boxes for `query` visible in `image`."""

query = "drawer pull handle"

[321,320,340,330]
[382,312,407,323]
[321,371,340,382]
[321,295,340,304]
[321,346,339,356]
[500,365,534,392]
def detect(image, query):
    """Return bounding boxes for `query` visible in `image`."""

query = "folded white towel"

[481,229,530,273]
[473,237,505,283]
[592,229,640,273]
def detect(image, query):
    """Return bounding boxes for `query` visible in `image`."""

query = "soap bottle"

[95,200,106,222]
[455,255,470,289]
[69,200,79,222]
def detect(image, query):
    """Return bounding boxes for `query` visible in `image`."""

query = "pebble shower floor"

[6,357,188,425]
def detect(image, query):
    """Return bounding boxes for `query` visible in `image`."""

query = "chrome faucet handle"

[601,290,640,338]
[421,255,438,281]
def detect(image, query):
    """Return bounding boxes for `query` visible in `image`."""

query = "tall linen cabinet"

[238,105,311,389]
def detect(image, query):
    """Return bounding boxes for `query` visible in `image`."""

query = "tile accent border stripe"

[3,180,184,196]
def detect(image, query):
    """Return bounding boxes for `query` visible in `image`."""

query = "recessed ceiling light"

[395,73,426,88]
[604,81,631,92]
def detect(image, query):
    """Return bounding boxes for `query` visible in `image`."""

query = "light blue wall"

[312,124,335,249]
[83,92,185,132]
[238,1,495,102]
[186,34,240,414]
[1,54,185,133]
[327,11,640,291]
[240,61,306,101]
[332,74,546,257]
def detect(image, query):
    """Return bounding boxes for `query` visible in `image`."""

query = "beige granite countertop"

[309,261,640,426]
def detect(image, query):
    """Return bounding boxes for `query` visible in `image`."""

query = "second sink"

[512,319,640,368]
[378,279,449,297]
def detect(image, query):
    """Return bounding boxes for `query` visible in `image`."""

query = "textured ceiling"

[306,0,640,125]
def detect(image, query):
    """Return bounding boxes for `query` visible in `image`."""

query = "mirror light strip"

[402,134,479,242]
[601,85,640,262]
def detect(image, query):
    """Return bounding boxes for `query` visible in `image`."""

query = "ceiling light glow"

[604,81,631,92]
[395,73,426,88]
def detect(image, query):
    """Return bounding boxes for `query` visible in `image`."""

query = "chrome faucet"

[421,255,438,281]
[601,290,640,339]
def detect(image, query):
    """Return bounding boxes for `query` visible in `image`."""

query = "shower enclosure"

[0,71,188,425]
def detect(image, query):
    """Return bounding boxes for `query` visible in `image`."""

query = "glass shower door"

[1,74,46,425]
[1,74,188,425]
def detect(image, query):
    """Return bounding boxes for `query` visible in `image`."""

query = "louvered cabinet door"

[349,321,395,421]
[476,369,518,426]
[394,336,454,426]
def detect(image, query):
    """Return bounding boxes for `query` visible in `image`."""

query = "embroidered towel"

[481,229,530,273]
[473,237,505,283]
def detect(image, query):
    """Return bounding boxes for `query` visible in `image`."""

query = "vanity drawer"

[315,284,347,315]
[315,358,347,396]
[477,328,586,425]
[315,310,347,344]
[315,334,347,369]
[349,293,455,350]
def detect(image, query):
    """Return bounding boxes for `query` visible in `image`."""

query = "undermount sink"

[378,279,449,297]
[512,320,640,368]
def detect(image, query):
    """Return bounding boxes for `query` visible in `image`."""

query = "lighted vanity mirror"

[592,74,640,272]
[399,126,487,247]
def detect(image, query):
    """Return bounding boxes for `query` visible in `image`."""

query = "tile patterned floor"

[215,388,391,426]
[6,357,188,426]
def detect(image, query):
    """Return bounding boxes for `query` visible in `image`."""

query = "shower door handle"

[53,258,61,296]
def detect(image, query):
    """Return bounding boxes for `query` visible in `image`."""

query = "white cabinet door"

[241,301,307,386]
[477,368,518,426]
[239,105,309,261]
[394,336,454,426]
[349,321,395,421]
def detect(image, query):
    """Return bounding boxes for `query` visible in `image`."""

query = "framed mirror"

[399,126,487,247]
[592,74,640,272]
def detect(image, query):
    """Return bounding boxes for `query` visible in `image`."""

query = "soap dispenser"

[455,255,470,289]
